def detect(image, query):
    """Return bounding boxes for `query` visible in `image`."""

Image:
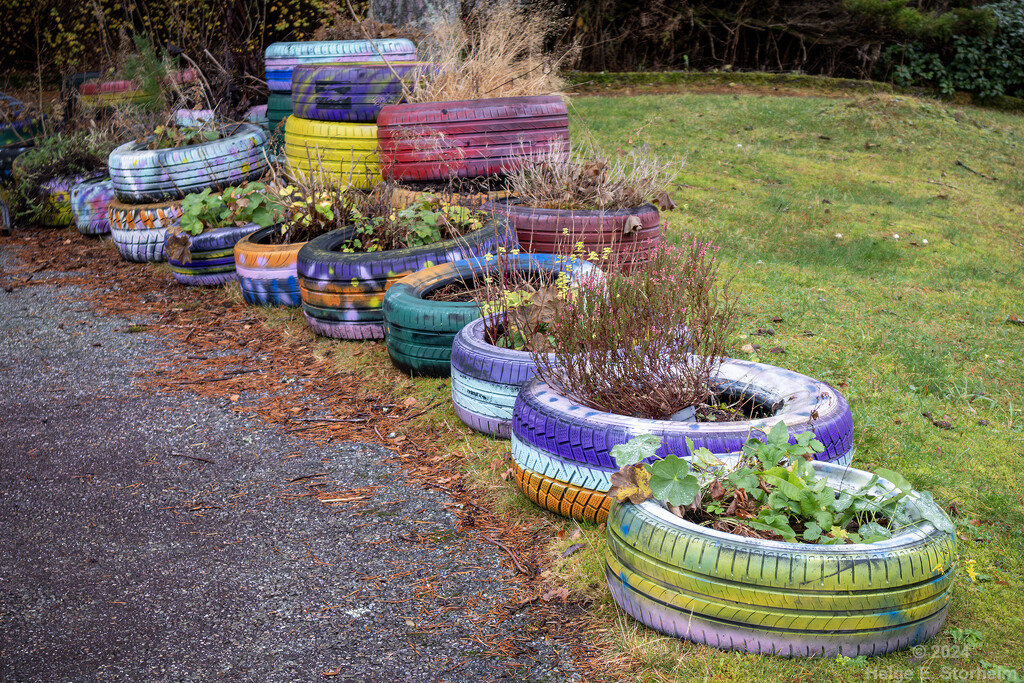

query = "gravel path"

[0,255,580,682]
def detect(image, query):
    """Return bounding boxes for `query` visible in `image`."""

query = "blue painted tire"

[70,177,115,235]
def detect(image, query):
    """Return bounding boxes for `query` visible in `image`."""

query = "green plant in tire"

[609,425,955,544]
[341,194,487,252]
[144,122,221,150]
[167,183,285,263]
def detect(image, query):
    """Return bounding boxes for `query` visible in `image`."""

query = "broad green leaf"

[687,439,724,470]
[802,521,822,541]
[610,434,662,467]
[857,521,893,543]
[875,468,914,498]
[647,455,699,506]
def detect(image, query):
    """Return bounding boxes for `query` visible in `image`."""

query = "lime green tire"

[605,460,956,657]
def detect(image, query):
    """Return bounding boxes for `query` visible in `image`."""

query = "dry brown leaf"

[542,588,570,603]
[655,191,678,211]
[401,397,418,408]
[622,215,643,235]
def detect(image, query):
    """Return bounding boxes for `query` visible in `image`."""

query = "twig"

[170,452,214,464]
[289,472,328,482]
[477,535,533,577]
[955,159,997,181]
[291,417,368,423]
[396,400,441,423]
[173,368,262,384]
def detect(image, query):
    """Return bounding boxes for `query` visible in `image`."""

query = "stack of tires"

[285,61,432,188]
[106,123,269,262]
[264,39,417,142]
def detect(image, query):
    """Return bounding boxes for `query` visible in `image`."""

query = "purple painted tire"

[70,177,115,235]
[302,312,383,339]
[512,357,854,472]
[171,271,237,286]
[291,62,434,123]
[606,460,955,657]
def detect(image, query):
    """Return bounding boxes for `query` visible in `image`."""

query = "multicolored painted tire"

[283,117,380,188]
[107,199,183,232]
[384,253,592,378]
[1,197,10,234]
[265,39,418,93]
[108,123,269,203]
[174,108,215,127]
[166,223,259,286]
[110,226,167,262]
[392,186,510,210]
[291,62,432,122]
[37,176,80,227]
[78,79,149,108]
[606,460,956,657]
[510,358,854,521]
[451,319,543,439]
[486,202,662,272]
[297,219,513,340]
[377,96,569,181]
[70,177,115,235]
[234,226,305,306]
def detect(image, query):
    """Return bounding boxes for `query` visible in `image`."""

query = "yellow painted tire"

[283,117,380,189]
[511,459,610,524]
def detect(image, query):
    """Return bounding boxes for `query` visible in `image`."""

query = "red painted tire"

[487,202,663,271]
[377,96,569,181]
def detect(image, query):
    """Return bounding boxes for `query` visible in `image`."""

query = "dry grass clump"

[407,0,578,103]
[313,4,424,43]
[506,144,681,211]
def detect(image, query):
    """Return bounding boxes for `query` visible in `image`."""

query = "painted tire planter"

[606,459,956,657]
[297,220,512,340]
[284,117,380,188]
[234,226,305,306]
[383,252,579,377]
[487,202,662,272]
[167,223,259,286]
[451,316,543,439]
[108,123,269,203]
[377,96,570,182]
[78,79,147,108]
[391,187,510,210]
[37,176,80,227]
[107,198,182,263]
[291,62,432,123]
[510,358,854,523]
[265,39,418,93]
[70,177,115,235]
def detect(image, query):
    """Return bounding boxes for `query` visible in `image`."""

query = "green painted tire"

[606,460,956,657]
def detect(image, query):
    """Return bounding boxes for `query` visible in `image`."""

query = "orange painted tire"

[106,199,183,232]
[511,460,610,524]
[234,226,306,306]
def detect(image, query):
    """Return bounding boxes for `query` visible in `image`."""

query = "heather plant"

[506,144,680,213]
[533,238,739,420]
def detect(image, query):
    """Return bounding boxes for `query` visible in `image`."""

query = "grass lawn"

[241,87,1024,681]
